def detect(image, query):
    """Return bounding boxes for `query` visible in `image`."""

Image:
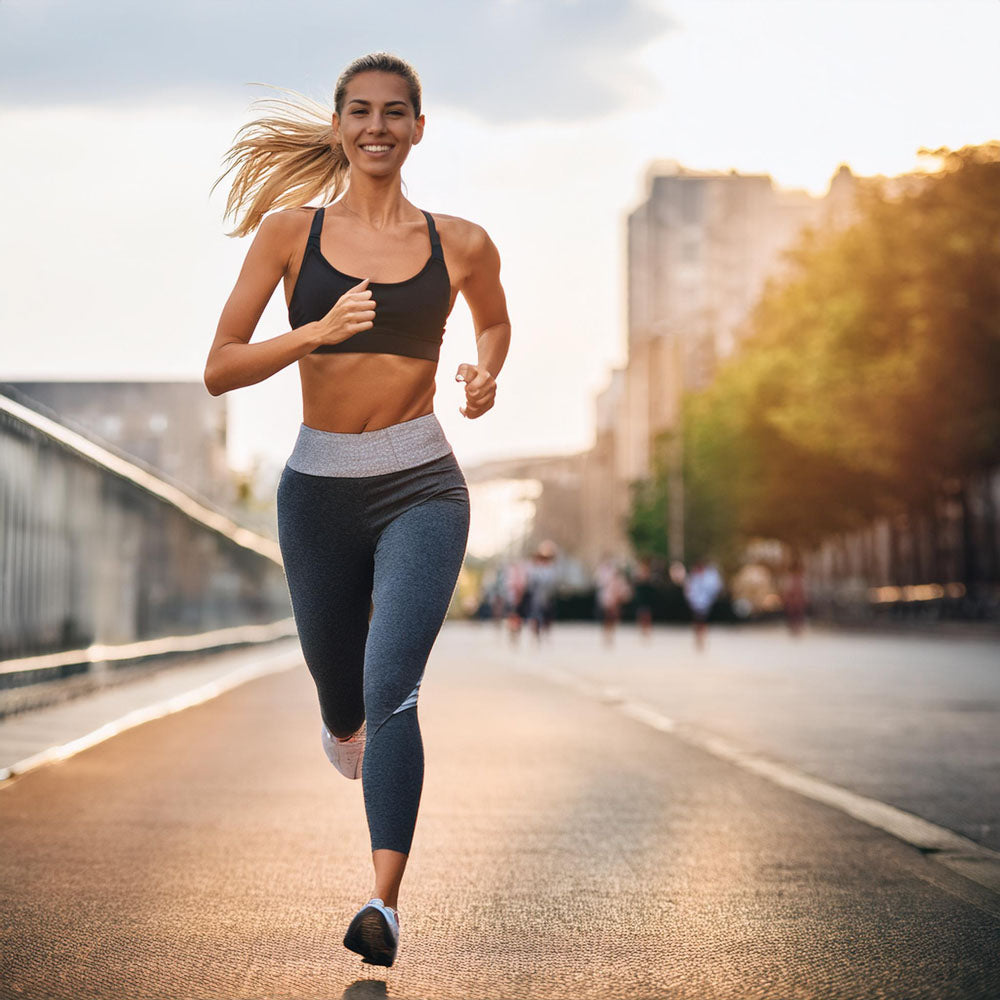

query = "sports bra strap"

[422,210,444,260]
[307,206,326,247]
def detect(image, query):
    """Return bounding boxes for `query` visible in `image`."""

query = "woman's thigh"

[276,465,373,735]
[364,494,470,722]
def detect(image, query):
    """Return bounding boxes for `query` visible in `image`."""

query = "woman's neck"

[336,173,410,230]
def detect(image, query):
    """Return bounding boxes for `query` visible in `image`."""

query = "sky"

[2,0,998,482]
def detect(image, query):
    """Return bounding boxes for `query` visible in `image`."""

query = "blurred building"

[586,162,861,564]
[1,380,231,506]
[580,368,629,569]
[623,161,857,482]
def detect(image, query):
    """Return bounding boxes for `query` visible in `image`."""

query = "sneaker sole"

[343,907,398,967]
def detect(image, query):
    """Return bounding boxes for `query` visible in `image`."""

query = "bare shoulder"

[430,212,497,261]
[263,205,317,241]
[251,206,316,270]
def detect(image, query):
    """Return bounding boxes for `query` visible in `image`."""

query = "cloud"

[0,0,672,122]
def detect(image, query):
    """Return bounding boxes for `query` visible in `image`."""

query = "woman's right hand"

[311,278,376,347]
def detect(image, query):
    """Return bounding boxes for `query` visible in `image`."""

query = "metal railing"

[0,393,292,677]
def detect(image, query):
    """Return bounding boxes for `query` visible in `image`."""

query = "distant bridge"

[462,452,584,487]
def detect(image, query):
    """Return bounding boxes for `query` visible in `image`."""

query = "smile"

[360,144,393,153]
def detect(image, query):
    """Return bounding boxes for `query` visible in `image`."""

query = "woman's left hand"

[455,363,496,419]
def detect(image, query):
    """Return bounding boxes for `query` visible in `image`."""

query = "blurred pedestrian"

[488,572,507,629]
[683,558,723,651]
[595,556,632,647]
[476,566,506,628]
[503,558,529,644]
[632,556,656,640]
[526,540,559,642]
[782,556,807,637]
[205,52,511,969]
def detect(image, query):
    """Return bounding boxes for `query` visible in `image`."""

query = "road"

[505,620,1000,850]
[1,622,998,999]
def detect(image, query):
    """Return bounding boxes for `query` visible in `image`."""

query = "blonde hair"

[213,52,422,238]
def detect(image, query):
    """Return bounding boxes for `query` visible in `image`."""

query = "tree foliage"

[626,431,672,562]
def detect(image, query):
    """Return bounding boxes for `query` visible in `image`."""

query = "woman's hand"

[311,278,377,347]
[455,363,496,418]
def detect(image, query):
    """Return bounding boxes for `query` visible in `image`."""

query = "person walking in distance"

[595,556,631,647]
[781,555,808,637]
[632,556,656,641]
[525,540,559,642]
[503,558,530,644]
[204,53,511,968]
[683,558,723,652]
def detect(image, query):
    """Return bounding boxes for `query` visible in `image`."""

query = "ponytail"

[212,86,349,238]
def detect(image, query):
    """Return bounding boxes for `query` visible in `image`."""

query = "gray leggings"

[276,414,470,855]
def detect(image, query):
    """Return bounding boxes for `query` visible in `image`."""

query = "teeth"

[362,145,391,152]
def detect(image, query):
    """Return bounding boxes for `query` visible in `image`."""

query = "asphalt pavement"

[1,622,998,999]
[505,620,1000,851]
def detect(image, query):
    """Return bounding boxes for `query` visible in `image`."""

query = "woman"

[204,52,510,968]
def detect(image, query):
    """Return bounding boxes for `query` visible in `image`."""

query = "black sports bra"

[288,206,451,362]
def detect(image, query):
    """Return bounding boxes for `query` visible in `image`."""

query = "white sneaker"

[343,897,400,967]
[321,720,365,779]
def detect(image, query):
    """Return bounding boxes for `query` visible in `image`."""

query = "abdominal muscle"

[297,351,438,433]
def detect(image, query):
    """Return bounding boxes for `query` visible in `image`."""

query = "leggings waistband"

[286,412,454,477]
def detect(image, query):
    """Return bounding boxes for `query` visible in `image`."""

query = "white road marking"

[0,649,302,784]
[517,661,1000,898]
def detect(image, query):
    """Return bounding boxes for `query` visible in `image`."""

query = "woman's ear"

[331,112,341,147]
[412,113,426,146]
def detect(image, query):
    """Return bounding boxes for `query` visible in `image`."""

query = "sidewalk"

[0,639,301,781]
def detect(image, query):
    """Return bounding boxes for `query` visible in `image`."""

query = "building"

[579,368,631,566]
[574,162,862,565]
[623,162,858,484]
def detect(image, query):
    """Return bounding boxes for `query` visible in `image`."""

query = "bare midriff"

[297,352,438,433]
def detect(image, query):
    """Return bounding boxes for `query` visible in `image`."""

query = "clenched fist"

[455,363,496,419]
[311,277,377,348]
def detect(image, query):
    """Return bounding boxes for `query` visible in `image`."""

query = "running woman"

[204,52,511,968]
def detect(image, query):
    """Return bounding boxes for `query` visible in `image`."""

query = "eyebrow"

[346,99,408,107]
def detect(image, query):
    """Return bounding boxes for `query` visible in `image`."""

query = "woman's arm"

[203,212,376,396]
[454,223,511,419]
[204,212,315,396]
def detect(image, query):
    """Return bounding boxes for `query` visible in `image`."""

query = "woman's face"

[333,71,424,176]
